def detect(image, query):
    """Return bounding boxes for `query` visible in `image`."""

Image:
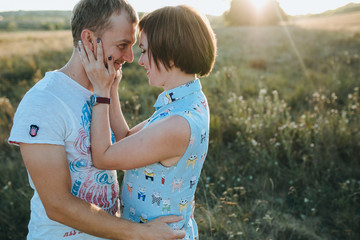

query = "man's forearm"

[47,193,140,240]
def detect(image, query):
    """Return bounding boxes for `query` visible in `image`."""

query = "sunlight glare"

[251,0,268,11]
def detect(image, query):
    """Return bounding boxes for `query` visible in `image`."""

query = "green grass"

[1,23,359,239]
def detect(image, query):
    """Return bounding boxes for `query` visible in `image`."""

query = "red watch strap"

[96,97,111,104]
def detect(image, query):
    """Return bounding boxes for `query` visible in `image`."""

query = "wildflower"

[251,139,258,146]
[263,214,273,222]
[249,176,253,180]
[313,92,320,99]
[289,122,298,129]
[348,94,353,99]
[331,93,338,101]
[278,124,287,131]
[259,88,267,96]
[274,161,278,165]
[275,142,281,147]
[304,198,309,203]
[310,143,314,148]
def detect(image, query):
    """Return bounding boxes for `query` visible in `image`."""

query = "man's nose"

[123,48,134,63]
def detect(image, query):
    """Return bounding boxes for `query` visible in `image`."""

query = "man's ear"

[80,29,95,52]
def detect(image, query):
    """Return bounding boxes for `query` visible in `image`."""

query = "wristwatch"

[90,94,111,107]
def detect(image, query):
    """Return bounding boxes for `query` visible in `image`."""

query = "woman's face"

[138,31,168,88]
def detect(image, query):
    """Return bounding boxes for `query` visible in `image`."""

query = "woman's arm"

[109,79,130,141]
[93,106,190,170]
[79,40,190,170]
[109,79,148,141]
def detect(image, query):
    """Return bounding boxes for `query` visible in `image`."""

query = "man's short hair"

[71,0,138,47]
[139,5,217,77]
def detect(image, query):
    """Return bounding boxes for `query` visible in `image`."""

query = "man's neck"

[58,49,94,92]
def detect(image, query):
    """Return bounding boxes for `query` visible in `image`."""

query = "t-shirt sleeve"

[8,89,66,146]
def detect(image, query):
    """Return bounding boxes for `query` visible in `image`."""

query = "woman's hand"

[78,39,118,97]
[110,70,122,98]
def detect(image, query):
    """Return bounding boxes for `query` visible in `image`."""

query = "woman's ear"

[80,29,95,52]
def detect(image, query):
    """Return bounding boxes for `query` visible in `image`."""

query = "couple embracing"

[9,0,216,239]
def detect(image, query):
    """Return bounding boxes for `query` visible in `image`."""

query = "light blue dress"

[120,79,209,240]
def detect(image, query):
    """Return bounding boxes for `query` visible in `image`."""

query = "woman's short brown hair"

[71,0,138,47]
[139,5,217,77]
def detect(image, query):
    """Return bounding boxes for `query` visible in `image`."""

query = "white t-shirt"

[9,71,119,239]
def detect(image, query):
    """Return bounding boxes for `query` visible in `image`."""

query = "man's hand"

[139,215,186,240]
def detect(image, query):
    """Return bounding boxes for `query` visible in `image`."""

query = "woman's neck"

[163,68,196,91]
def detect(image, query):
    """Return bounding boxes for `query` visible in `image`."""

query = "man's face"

[97,12,137,71]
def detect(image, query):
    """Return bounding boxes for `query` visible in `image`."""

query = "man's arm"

[20,143,185,240]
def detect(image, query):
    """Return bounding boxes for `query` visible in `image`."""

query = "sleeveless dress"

[120,79,209,240]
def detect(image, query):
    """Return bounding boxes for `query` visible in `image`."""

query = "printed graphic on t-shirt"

[70,101,119,215]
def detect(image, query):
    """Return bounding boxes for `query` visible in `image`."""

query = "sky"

[1,0,360,16]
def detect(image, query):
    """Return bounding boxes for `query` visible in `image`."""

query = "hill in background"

[0,11,71,31]
[314,2,360,17]
[289,3,360,32]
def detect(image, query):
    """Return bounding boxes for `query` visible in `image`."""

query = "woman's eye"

[141,49,146,54]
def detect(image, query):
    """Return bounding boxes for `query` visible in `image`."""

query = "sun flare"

[251,0,268,11]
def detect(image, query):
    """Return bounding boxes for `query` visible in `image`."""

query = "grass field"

[0,30,73,57]
[1,13,360,239]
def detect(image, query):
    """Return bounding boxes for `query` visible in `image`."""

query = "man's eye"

[118,44,127,49]
[141,49,146,54]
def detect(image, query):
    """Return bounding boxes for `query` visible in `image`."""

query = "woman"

[79,5,216,239]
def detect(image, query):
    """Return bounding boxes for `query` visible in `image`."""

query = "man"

[8,0,185,239]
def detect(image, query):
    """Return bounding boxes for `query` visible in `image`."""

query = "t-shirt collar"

[153,79,202,110]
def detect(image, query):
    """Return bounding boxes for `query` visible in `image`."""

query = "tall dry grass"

[0,30,72,57]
